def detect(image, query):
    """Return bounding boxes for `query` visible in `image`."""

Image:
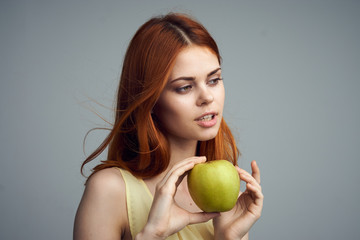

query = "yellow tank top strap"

[118,168,153,237]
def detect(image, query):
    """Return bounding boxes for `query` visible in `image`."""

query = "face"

[153,46,225,145]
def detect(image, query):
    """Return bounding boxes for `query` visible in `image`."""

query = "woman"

[74,13,263,239]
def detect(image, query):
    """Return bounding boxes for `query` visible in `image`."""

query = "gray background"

[1,0,359,239]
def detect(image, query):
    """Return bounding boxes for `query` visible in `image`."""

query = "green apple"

[187,159,240,212]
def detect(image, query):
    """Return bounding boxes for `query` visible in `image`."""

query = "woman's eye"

[176,85,192,93]
[208,77,223,86]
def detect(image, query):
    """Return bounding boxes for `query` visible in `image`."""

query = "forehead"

[169,46,220,79]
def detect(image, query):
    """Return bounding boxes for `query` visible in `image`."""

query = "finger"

[156,161,193,195]
[159,156,206,187]
[246,182,263,200]
[169,156,206,175]
[251,160,261,184]
[188,212,220,225]
[174,156,206,187]
[189,156,207,165]
[166,160,198,188]
[176,156,207,186]
[175,163,195,187]
[237,167,261,189]
[160,157,206,195]
[246,183,264,207]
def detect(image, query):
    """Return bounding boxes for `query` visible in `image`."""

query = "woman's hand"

[213,160,264,240]
[136,156,219,240]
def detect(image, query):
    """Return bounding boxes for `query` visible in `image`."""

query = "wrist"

[135,231,163,240]
[214,230,232,240]
[135,225,166,240]
[214,229,248,240]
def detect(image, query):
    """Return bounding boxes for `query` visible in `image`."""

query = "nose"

[196,86,214,106]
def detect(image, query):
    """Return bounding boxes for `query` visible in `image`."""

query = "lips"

[195,112,218,128]
[198,114,214,121]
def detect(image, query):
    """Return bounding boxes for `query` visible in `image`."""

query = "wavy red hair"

[81,13,239,179]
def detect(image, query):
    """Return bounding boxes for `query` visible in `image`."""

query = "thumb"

[188,212,220,225]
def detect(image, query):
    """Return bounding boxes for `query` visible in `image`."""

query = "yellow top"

[118,168,214,240]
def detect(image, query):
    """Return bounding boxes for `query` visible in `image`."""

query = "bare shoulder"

[74,168,130,239]
[86,168,125,193]
[82,168,126,208]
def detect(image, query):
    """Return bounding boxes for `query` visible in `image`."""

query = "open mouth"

[198,114,215,121]
[195,113,218,128]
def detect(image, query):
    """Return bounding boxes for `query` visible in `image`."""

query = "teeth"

[199,115,213,121]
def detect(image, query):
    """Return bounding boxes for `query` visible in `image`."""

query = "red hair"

[81,13,239,179]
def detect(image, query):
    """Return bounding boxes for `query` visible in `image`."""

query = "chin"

[197,131,219,141]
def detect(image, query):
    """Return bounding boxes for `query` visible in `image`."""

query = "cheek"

[215,86,225,108]
[155,97,190,123]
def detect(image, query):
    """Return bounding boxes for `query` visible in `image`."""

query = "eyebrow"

[169,67,221,83]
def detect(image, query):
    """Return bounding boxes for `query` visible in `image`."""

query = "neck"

[146,137,198,182]
[168,139,198,167]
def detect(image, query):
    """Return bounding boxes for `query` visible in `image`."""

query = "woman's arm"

[73,168,128,239]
